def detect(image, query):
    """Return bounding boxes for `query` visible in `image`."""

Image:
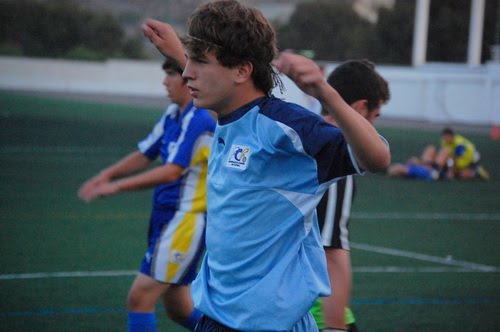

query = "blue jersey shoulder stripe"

[258,97,357,183]
[138,104,178,160]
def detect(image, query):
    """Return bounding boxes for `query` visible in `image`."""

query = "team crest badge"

[226,144,250,170]
[171,250,187,264]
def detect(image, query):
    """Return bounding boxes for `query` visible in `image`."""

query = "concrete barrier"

[1,56,499,126]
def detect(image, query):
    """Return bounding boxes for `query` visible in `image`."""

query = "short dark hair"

[326,59,390,112]
[162,57,183,76]
[442,127,454,136]
[182,0,277,94]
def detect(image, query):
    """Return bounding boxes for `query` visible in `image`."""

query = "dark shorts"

[195,315,239,332]
[195,313,318,332]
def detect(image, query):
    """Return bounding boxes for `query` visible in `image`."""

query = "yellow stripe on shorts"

[166,212,196,281]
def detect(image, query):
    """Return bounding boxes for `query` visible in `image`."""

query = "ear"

[350,99,369,117]
[234,61,253,84]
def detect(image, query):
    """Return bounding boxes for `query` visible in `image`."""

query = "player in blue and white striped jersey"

[78,57,215,331]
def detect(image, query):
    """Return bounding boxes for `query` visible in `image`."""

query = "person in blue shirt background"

[142,1,390,331]
[78,57,215,331]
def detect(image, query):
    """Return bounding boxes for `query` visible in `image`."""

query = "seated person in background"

[439,127,488,180]
[388,128,489,181]
[387,144,442,181]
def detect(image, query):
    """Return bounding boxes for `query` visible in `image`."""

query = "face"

[441,133,454,144]
[182,51,240,116]
[163,69,189,106]
[351,99,382,125]
[364,105,381,124]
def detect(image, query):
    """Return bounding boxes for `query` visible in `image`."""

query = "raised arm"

[273,52,390,172]
[142,18,187,69]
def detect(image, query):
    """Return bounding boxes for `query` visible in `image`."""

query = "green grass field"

[0,91,499,331]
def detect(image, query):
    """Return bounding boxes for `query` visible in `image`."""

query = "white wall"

[1,56,499,125]
[375,64,500,125]
[0,56,165,97]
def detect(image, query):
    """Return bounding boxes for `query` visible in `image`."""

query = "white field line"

[351,212,500,221]
[0,146,123,154]
[0,266,496,281]
[350,242,499,272]
[352,266,496,273]
[1,242,499,280]
[2,212,500,222]
[0,270,137,280]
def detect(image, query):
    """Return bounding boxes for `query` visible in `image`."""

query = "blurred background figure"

[439,127,489,180]
[388,127,490,181]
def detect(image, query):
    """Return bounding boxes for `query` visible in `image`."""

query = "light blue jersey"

[191,96,362,331]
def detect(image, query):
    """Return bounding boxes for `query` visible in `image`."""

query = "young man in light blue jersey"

[78,57,215,331]
[142,1,390,331]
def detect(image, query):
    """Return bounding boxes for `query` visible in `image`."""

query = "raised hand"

[273,51,328,100]
[141,19,186,68]
[78,179,120,203]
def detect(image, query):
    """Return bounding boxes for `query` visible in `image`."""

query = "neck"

[216,89,266,117]
[178,97,193,112]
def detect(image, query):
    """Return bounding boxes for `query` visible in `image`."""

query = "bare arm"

[80,163,184,202]
[78,151,151,199]
[98,151,153,180]
[273,52,390,172]
[112,162,184,192]
[78,151,159,202]
[142,19,186,69]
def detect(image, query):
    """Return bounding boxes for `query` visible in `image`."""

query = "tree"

[276,0,499,65]
[373,1,415,65]
[275,0,375,61]
[0,0,146,60]
[427,0,499,63]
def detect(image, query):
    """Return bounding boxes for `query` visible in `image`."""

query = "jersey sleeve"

[189,130,214,167]
[310,120,361,183]
[137,105,176,160]
[167,110,215,168]
[259,99,363,185]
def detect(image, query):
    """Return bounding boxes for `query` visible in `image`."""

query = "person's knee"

[127,287,146,310]
[127,279,165,311]
[422,145,437,162]
[436,148,451,166]
[162,285,193,322]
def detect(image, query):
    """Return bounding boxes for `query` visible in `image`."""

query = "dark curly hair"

[326,59,390,113]
[182,0,278,94]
